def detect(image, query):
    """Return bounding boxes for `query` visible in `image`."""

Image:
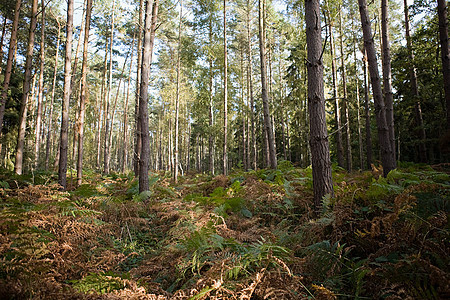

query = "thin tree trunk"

[76,0,92,186]
[305,0,334,211]
[97,38,109,168]
[134,0,144,176]
[0,0,21,136]
[404,0,427,162]
[14,0,38,175]
[138,0,154,192]
[208,16,215,175]
[241,48,247,170]
[122,35,135,172]
[339,11,352,172]
[45,14,60,170]
[358,0,395,176]
[103,0,116,174]
[353,27,364,170]
[437,0,450,129]
[258,0,276,169]
[326,10,344,168]
[381,0,396,165]
[363,49,373,169]
[0,17,7,74]
[34,0,45,168]
[223,0,228,175]
[174,0,182,183]
[58,0,74,189]
[246,0,257,170]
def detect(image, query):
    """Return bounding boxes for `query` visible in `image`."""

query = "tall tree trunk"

[353,28,364,170]
[339,11,352,172]
[76,0,92,186]
[138,0,154,193]
[258,0,277,169]
[134,0,144,176]
[103,0,116,174]
[305,0,334,211]
[14,0,38,175]
[363,49,373,169]
[58,0,74,189]
[437,0,450,129]
[208,16,215,175]
[174,0,182,183]
[326,8,344,168]
[122,35,135,172]
[381,0,396,165]
[45,14,60,170]
[358,0,395,176]
[223,0,228,175]
[34,0,45,168]
[0,0,21,136]
[241,48,247,170]
[404,0,426,162]
[0,17,7,74]
[246,0,257,170]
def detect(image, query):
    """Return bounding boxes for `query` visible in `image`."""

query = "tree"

[58,0,74,189]
[325,2,344,169]
[34,0,45,168]
[103,0,116,174]
[403,0,426,162]
[0,0,21,136]
[258,0,277,169]
[381,0,396,164]
[305,0,334,211]
[437,0,450,129]
[358,0,395,176]
[174,0,183,183]
[45,12,61,170]
[223,0,228,175]
[14,0,38,175]
[76,0,93,186]
[138,0,154,193]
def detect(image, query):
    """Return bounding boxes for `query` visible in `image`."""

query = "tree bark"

[223,0,228,175]
[0,0,21,136]
[208,15,215,175]
[404,0,426,162]
[14,0,38,175]
[363,49,373,169]
[138,0,154,193]
[305,0,334,211]
[134,0,144,176]
[0,17,7,74]
[326,8,344,169]
[45,14,60,171]
[103,0,116,174]
[339,11,352,172]
[122,35,135,172]
[358,0,395,176]
[174,0,182,183]
[381,0,396,165]
[34,0,45,168]
[246,0,257,170]
[258,0,277,169]
[58,0,74,189]
[437,0,450,129]
[76,0,92,186]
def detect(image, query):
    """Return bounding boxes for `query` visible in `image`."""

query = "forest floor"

[0,162,449,299]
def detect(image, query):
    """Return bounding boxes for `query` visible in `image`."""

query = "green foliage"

[70,272,129,294]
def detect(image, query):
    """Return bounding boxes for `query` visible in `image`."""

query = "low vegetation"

[0,163,449,299]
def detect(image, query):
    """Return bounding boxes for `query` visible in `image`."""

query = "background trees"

[0,0,447,189]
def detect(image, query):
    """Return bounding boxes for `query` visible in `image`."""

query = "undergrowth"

[0,164,448,299]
